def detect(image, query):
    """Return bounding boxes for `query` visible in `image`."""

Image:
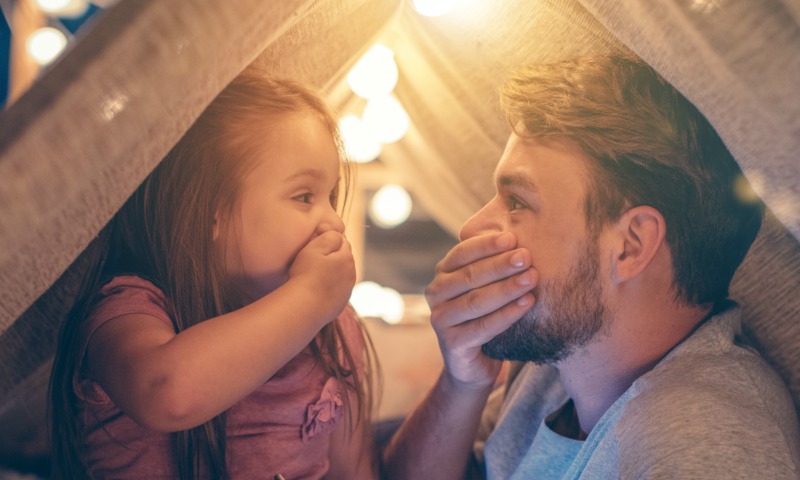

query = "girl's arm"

[86,230,355,432]
[326,389,378,480]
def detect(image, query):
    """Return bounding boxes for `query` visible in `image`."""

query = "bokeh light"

[35,0,89,17]
[363,95,410,144]
[370,184,412,228]
[412,0,458,17]
[26,27,68,65]
[350,281,406,324]
[346,44,399,100]
[339,114,382,163]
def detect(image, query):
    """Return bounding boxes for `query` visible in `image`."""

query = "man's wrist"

[440,368,498,396]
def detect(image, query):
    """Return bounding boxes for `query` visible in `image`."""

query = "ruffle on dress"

[301,376,343,443]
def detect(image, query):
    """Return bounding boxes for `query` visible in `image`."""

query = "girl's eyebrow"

[496,171,539,193]
[284,168,326,182]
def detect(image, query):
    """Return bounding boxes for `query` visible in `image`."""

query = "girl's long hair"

[49,66,377,480]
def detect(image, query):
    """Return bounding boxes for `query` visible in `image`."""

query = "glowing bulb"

[35,0,89,17]
[350,281,405,324]
[380,287,405,324]
[370,184,412,228]
[26,27,68,65]
[363,96,410,144]
[351,281,386,318]
[338,114,381,163]
[346,44,399,100]
[412,0,457,16]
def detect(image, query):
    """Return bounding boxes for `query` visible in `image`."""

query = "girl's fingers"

[308,230,344,255]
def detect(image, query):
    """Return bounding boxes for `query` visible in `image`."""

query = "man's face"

[459,134,609,364]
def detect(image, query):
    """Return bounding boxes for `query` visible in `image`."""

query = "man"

[382,55,800,478]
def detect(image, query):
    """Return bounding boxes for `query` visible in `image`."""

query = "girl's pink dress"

[74,275,366,479]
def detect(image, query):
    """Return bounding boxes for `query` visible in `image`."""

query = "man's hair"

[500,54,764,305]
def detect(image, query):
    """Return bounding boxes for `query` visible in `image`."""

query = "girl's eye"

[293,193,313,204]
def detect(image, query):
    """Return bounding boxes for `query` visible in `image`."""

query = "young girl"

[49,65,378,480]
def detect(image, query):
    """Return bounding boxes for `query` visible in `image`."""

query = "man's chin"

[480,313,573,364]
[481,339,539,363]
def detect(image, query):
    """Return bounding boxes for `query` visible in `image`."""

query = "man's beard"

[482,241,608,364]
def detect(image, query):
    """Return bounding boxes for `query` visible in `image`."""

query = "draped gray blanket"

[0,0,798,459]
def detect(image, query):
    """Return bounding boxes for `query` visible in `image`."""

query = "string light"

[363,95,410,144]
[346,44,399,100]
[350,281,405,324]
[338,114,382,163]
[26,27,68,65]
[370,184,412,228]
[411,0,458,17]
[35,0,89,18]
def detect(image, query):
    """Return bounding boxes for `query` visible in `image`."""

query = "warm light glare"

[338,114,381,163]
[733,174,761,205]
[350,281,405,324]
[35,0,89,17]
[26,27,68,65]
[412,0,457,16]
[101,92,129,122]
[363,96,410,144]
[380,287,405,324]
[346,44,399,100]
[370,184,412,228]
[351,281,385,318]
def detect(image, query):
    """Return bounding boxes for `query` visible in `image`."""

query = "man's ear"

[609,206,666,285]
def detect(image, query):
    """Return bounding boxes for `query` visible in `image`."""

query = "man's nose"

[459,199,502,241]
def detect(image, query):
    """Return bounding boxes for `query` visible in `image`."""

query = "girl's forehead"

[237,113,341,183]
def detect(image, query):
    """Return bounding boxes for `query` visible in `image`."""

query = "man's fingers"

[430,268,538,330]
[436,232,517,273]
[437,292,536,349]
[426,249,532,306]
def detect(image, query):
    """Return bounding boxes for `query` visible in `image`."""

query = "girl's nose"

[459,198,502,241]
[316,207,346,235]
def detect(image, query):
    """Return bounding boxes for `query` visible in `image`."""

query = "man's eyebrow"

[496,171,539,192]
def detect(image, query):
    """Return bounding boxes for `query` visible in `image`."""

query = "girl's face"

[215,111,346,302]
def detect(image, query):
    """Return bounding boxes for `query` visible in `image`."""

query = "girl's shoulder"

[81,275,174,352]
[96,274,164,296]
[91,275,172,323]
[74,275,176,398]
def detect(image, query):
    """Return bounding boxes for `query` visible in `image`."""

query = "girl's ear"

[609,206,666,285]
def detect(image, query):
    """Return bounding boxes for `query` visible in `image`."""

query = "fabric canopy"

[0,0,798,459]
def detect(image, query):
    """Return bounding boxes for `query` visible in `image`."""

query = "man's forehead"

[493,134,538,187]
[494,169,540,192]
[492,133,591,192]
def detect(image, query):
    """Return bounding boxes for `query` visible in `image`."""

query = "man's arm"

[382,232,537,479]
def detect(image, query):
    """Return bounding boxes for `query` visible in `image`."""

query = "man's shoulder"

[622,327,796,428]
[626,306,796,426]
[613,333,800,476]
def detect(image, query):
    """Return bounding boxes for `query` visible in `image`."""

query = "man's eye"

[293,193,313,204]
[507,195,525,211]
